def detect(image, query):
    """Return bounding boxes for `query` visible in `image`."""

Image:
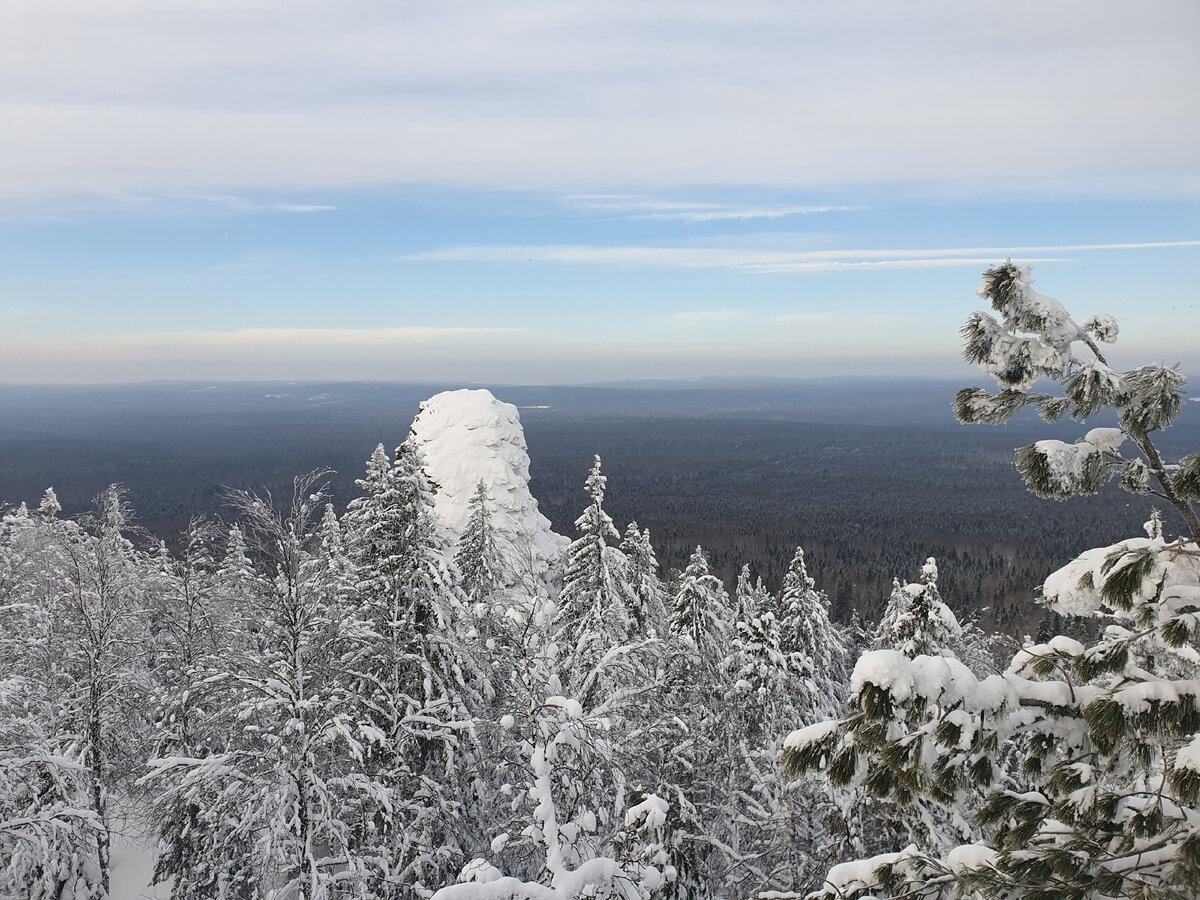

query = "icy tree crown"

[956,262,1199,538]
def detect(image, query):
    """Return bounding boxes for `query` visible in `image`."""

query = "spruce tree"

[873,558,961,660]
[342,440,485,895]
[556,456,635,691]
[669,546,733,677]
[620,521,669,639]
[456,480,504,605]
[776,546,848,718]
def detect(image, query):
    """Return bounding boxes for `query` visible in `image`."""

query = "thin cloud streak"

[117,192,337,213]
[6,326,525,351]
[404,240,1199,271]
[562,194,862,222]
[630,205,862,223]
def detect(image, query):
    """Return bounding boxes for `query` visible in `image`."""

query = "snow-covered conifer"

[669,546,733,677]
[873,558,961,660]
[620,522,669,639]
[556,456,635,690]
[38,486,61,518]
[776,546,848,717]
[456,480,504,604]
[342,440,486,894]
[733,563,773,624]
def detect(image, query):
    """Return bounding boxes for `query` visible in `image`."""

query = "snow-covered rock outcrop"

[409,388,568,584]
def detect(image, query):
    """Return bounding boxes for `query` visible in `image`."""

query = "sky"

[1,0,1198,384]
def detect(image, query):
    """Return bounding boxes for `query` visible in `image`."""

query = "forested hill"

[2,377,1196,633]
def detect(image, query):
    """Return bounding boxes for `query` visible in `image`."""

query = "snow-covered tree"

[143,517,254,899]
[620,522,669,640]
[776,546,849,720]
[873,558,961,660]
[0,499,107,899]
[556,456,636,693]
[456,480,504,605]
[956,261,1199,538]
[733,563,773,625]
[144,471,376,899]
[716,554,850,897]
[787,264,1200,899]
[342,440,486,895]
[669,547,733,678]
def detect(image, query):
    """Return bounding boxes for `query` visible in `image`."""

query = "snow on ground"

[108,813,170,899]
[409,389,568,584]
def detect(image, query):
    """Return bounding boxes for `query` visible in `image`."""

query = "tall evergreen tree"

[733,563,773,625]
[873,558,961,660]
[776,546,848,719]
[669,546,733,678]
[456,480,504,605]
[556,456,635,690]
[620,521,669,639]
[342,440,485,896]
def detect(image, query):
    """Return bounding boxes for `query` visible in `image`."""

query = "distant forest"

[2,378,1195,636]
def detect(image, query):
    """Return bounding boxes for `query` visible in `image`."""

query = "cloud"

[404,239,1198,272]
[767,312,906,327]
[562,194,862,222]
[117,192,336,213]
[104,326,524,348]
[2,2,1196,198]
[632,206,861,223]
[0,325,531,382]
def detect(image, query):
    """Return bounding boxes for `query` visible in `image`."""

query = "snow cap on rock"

[408,388,568,584]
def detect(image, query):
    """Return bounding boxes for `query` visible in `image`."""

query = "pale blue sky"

[2,1,1197,383]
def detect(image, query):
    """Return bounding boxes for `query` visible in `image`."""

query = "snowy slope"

[409,389,568,584]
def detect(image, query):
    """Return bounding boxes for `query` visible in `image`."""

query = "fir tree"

[456,480,504,605]
[873,558,961,660]
[342,440,485,895]
[776,546,848,718]
[669,546,733,678]
[556,456,635,691]
[620,522,669,639]
[732,563,773,624]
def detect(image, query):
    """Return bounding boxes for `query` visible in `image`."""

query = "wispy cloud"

[100,326,524,348]
[404,239,1199,272]
[1,326,525,354]
[636,206,861,223]
[768,312,906,327]
[118,192,337,213]
[562,194,862,222]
